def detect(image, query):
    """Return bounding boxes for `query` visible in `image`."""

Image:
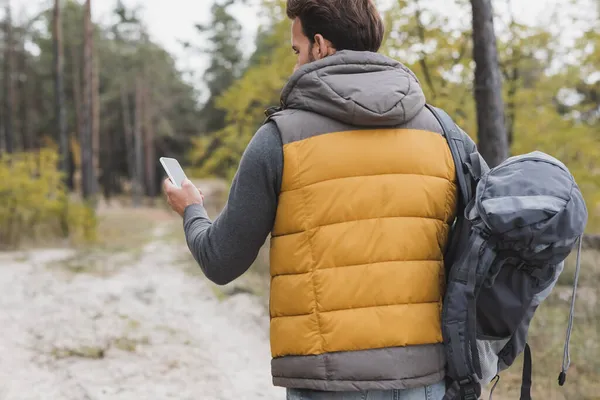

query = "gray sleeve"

[182,122,283,285]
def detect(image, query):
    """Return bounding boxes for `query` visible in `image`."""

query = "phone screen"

[160,157,188,188]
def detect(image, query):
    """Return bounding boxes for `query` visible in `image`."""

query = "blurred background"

[0,0,598,399]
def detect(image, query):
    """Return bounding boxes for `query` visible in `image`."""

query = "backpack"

[425,105,589,400]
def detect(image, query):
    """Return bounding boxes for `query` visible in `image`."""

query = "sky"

[8,0,595,97]
[9,0,261,96]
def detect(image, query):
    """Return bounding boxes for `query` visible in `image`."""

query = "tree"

[53,0,68,179]
[91,27,100,197]
[143,82,157,197]
[498,18,556,150]
[108,1,202,202]
[572,4,600,125]
[133,77,143,206]
[3,1,14,153]
[17,25,32,150]
[470,0,509,167]
[0,0,199,200]
[192,0,244,167]
[189,0,291,179]
[79,0,94,200]
[120,84,135,196]
[70,37,82,185]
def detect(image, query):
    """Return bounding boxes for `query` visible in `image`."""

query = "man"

[164,1,471,399]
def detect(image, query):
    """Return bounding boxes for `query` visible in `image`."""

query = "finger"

[163,178,176,194]
[182,179,203,195]
[181,179,202,194]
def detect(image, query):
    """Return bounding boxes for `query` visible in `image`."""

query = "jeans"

[286,380,446,400]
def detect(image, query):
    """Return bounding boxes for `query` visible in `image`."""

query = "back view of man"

[164,1,472,399]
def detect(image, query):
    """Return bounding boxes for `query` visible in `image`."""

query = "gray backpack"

[425,105,588,400]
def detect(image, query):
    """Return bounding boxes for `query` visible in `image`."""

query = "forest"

[0,0,599,246]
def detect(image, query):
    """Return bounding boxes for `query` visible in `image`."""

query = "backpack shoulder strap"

[424,103,483,276]
[425,105,488,400]
[424,104,476,205]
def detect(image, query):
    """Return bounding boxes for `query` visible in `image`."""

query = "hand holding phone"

[160,157,188,188]
[160,157,203,216]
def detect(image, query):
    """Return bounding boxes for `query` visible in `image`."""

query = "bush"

[0,148,96,249]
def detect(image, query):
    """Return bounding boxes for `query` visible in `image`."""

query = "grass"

[112,336,150,353]
[49,335,151,360]
[165,183,272,304]
[49,316,150,360]
[184,239,272,304]
[89,206,164,252]
[51,345,106,360]
[178,245,270,303]
[480,249,600,400]
[49,204,179,276]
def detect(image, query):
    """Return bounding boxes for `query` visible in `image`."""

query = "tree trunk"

[18,39,31,150]
[471,0,509,167]
[71,42,82,147]
[505,65,519,151]
[54,0,69,179]
[3,2,14,153]
[12,30,21,151]
[120,85,135,188]
[133,79,144,207]
[143,84,156,197]
[102,122,113,200]
[70,41,82,191]
[92,41,100,196]
[80,0,94,200]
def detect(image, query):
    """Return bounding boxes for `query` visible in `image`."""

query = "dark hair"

[286,0,384,52]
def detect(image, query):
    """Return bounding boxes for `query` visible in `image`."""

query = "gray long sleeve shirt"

[183,122,283,285]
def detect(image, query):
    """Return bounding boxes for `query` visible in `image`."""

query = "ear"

[313,34,334,60]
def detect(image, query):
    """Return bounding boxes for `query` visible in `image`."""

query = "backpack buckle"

[458,377,480,400]
[264,105,282,117]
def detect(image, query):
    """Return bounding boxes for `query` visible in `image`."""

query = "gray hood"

[280,50,426,127]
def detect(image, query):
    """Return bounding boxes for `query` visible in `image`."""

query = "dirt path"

[0,223,284,400]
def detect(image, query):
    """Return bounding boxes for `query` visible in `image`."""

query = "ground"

[0,188,598,400]
[0,203,284,400]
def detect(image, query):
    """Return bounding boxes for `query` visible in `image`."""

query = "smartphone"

[160,157,188,188]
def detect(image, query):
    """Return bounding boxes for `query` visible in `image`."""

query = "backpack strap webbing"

[424,105,476,277]
[520,343,533,400]
[424,104,473,204]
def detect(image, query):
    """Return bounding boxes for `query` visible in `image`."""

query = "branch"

[414,0,437,99]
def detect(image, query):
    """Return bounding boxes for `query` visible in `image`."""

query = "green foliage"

[188,0,294,180]
[196,0,245,98]
[186,0,249,177]
[0,147,96,249]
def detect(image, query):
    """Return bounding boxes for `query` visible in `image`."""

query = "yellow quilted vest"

[268,125,457,358]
